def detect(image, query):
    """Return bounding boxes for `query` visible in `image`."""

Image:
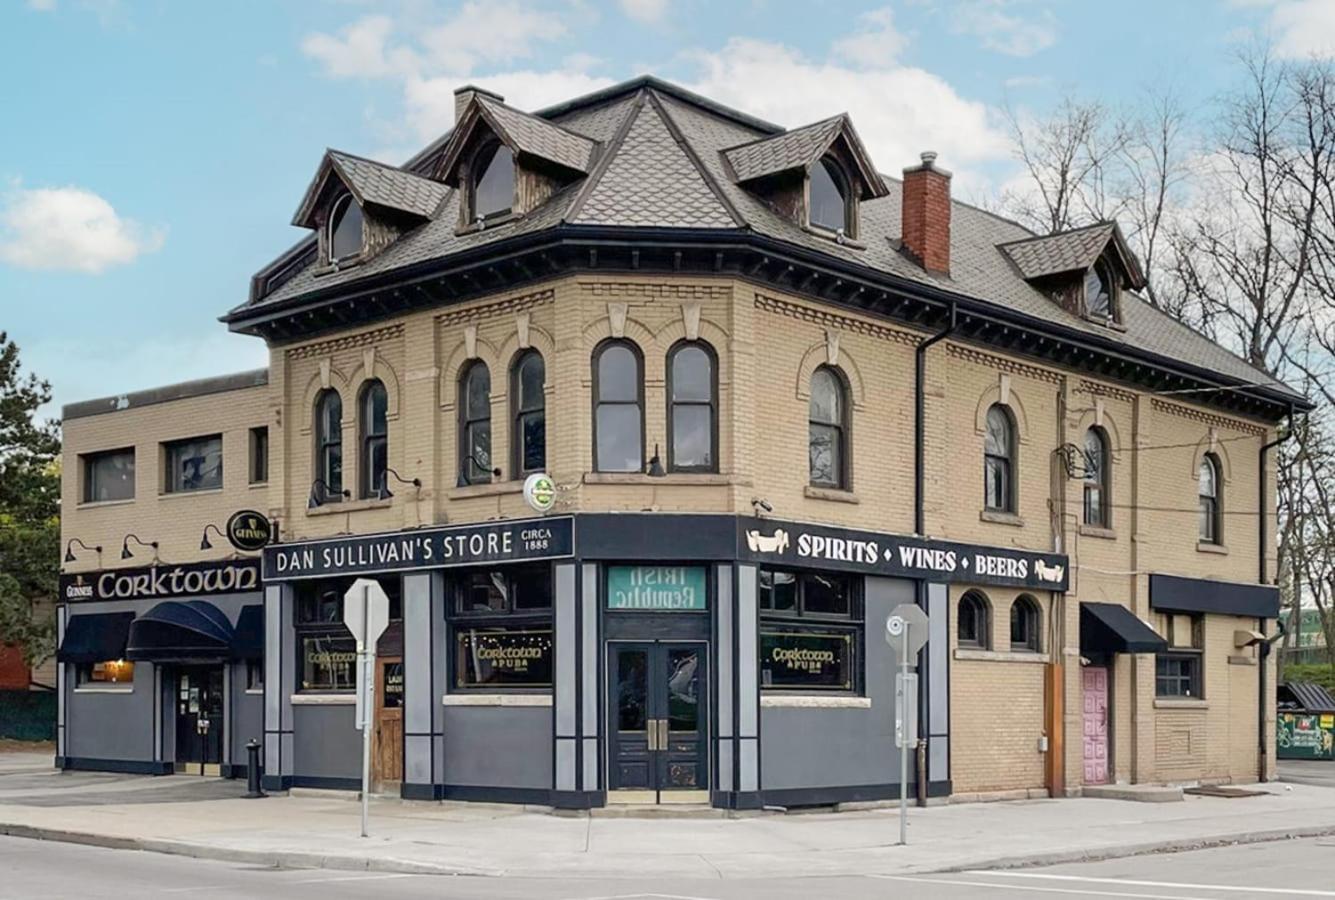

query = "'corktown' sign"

[59,559,262,603]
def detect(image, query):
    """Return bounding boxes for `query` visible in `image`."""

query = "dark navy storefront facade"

[258,511,1070,809]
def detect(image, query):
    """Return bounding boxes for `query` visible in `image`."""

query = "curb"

[5,819,1335,879]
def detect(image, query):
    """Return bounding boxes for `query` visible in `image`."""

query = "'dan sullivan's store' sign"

[265,517,574,580]
[60,559,262,603]
[737,518,1070,592]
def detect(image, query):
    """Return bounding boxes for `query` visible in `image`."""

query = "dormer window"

[471,142,515,222]
[1084,260,1115,320]
[809,158,849,236]
[328,194,364,261]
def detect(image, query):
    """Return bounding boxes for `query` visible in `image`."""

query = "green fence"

[0,690,56,742]
[1278,712,1335,760]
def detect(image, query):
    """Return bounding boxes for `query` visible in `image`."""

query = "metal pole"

[899,626,909,846]
[359,588,371,838]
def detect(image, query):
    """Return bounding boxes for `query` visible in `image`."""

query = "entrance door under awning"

[1080,602,1167,655]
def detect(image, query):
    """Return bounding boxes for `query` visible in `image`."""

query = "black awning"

[1149,574,1280,619]
[1081,602,1167,655]
[125,600,234,662]
[231,604,264,660]
[57,612,135,663]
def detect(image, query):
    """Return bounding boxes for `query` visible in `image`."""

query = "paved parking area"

[1279,758,1335,788]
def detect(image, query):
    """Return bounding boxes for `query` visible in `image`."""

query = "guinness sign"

[226,510,273,552]
[60,558,262,603]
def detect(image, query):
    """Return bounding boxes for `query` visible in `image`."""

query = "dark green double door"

[609,642,708,800]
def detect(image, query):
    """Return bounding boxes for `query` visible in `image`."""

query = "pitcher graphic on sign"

[746,529,790,554]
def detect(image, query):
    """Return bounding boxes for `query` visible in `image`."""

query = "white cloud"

[300,15,419,80]
[1267,0,1335,58]
[0,184,165,274]
[418,2,569,73]
[831,7,908,69]
[27,0,56,11]
[403,70,616,140]
[619,0,668,25]
[951,0,1058,58]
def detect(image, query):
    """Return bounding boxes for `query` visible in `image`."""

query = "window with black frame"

[1156,612,1204,698]
[294,577,401,692]
[758,568,861,693]
[449,564,553,691]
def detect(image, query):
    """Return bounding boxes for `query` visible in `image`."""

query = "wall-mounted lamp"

[120,533,159,561]
[200,523,226,551]
[377,467,422,501]
[646,444,666,478]
[308,478,351,510]
[64,538,102,564]
[457,455,502,488]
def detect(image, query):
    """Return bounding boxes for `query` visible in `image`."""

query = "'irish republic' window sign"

[606,565,708,610]
[265,517,574,580]
[59,559,262,603]
[738,518,1069,591]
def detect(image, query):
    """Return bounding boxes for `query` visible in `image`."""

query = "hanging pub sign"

[265,516,574,581]
[59,558,262,603]
[226,510,273,552]
[606,565,708,610]
[738,517,1070,592]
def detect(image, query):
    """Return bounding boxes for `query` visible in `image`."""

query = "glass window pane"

[521,411,546,473]
[320,392,342,443]
[460,571,508,613]
[465,365,491,419]
[519,354,544,411]
[166,435,222,493]
[617,650,648,731]
[86,449,135,502]
[596,404,642,472]
[809,422,839,487]
[330,197,363,259]
[324,444,343,495]
[598,345,639,402]
[809,159,846,232]
[474,145,515,218]
[672,404,712,469]
[1085,265,1110,317]
[512,565,553,610]
[760,627,855,690]
[363,382,387,436]
[666,648,700,732]
[759,569,797,612]
[671,346,712,402]
[466,421,492,479]
[1199,458,1216,497]
[454,626,552,688]
[803,573,851,616]
[809,369,840,424]
[366,438,387,495]
[985,407,1010,456]
[300,635,356,691]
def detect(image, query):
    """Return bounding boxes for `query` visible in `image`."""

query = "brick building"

[56,77,1306,806]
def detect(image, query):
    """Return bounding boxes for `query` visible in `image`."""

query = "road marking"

[979,872,1335,897]
[872,874,1221,899]
[560,894,723,900]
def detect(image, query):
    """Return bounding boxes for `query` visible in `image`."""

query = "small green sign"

[607,566,708,611]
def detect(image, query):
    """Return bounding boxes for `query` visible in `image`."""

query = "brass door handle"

[646,720,658,752]
[656,719,669,752]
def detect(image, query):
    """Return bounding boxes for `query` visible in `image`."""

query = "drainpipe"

[1256,409,1294,782]
[915,302,958,536]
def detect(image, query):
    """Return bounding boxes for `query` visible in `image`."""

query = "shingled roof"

[292,150,448,228]
[723,113,888,199]
[231,75,1305,412]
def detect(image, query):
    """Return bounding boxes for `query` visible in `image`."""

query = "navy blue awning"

[231,604,264,660]
[57,612,135,663]
[1149,574,1280,619]
[125,600,234,662]
[1081,602,1167,655]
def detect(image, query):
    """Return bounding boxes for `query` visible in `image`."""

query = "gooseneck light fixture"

[377,467,422,502]
[199,523,226,551]
[120,533,159,561]
[307,478,351,510]
[457,454,502,488]
[64,538,102,564]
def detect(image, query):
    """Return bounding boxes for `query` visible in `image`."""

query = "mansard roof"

[293,150,448,228]
[228,75,1307,417]
[723,114,889,199]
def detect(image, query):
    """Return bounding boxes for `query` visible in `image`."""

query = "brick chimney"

[901,150,952,276]
[453,84,506,124]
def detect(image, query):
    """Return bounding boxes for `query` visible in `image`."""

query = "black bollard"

[244,739,266,798]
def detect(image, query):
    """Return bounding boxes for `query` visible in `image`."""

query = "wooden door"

[374,657,404,785]
[1082,666,1110,785]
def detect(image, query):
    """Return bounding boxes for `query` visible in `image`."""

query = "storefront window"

[294,577,400,692]
[76,659,135,686]
[300,634,356,692]
[759,568,861,692]
[448,564,553,691]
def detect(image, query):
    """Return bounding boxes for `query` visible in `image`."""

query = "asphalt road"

[4,834,1335,899]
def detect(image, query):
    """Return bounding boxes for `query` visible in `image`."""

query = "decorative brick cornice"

[947,343,1063,385]
[754,293,919,347]
[1077,380,1137,404]
[286,323,404,361]
[581,281,731,301]
[1151,397,1266,436]
[436,289,554,328]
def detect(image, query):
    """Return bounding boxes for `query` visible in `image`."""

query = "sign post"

[343,578,389,838]
[885,602,929,846]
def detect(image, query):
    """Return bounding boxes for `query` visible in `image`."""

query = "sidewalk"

[2,762,1334,879]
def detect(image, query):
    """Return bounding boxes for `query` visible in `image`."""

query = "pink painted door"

[1082,666,1110,785]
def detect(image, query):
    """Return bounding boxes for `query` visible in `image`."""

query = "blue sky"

[3,0,1333,420]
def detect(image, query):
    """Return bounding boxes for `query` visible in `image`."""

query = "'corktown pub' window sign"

[60,559,263,603]
[265,517,575,580]
[737,518,1070,592]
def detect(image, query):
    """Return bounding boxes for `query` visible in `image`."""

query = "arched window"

[958,591,991,649]
[1199,453,1222,544]
[1010,595,1041,653]
[471,142,515,221]
[511,351,546,476]
[593,341,643,473]
[459,362,493,485]
[328,194,363,261]
[984,404,1016,512]
[314,389,343,501]
[667,341,717,473]
[358,380,388,499]
[809,158,848,234]
[1084,260,1115,320]
[809,366,848,489]
[1083,427,1110,528]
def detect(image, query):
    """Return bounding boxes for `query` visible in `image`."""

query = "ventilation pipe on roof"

[901,151,952,277]
[453,84,506,123]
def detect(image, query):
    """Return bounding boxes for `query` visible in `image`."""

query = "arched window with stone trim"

[958,590,991,649]
[511,350,546,477]
[1010,594,1042,653]
[1199,453,1222,544]
[458,361,493,485]
[314,388,343,502]
[1083,426,1110,528]
[667,340,717,473]
[358,379,388,499]
[809,365,849,489]
[984,404,1016,513]
[593,340,644,473]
